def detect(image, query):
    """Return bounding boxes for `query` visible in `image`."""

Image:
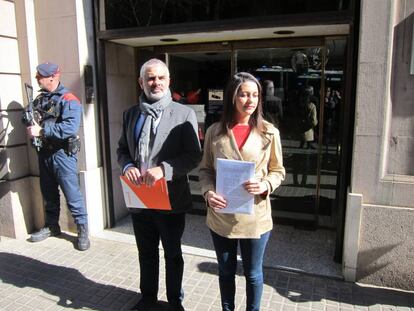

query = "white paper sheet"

[216,158,255,214]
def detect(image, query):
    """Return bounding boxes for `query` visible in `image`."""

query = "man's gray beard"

[145,89,165,102]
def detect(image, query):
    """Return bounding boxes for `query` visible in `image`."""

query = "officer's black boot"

[77,224,90,251]
[29,224,61,242]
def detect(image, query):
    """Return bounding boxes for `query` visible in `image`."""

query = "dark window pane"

[105,0,351,30]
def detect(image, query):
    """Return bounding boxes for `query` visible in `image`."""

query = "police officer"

[26,62,90,251]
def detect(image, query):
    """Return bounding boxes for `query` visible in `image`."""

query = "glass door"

[160,37,347,229]
[236,39,346,229]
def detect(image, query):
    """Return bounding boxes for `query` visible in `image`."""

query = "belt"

[42,140,65,151]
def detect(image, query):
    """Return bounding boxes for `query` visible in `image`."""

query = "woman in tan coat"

[199,72,285,311]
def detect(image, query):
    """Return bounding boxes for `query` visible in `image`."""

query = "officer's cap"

[36,62,60,77]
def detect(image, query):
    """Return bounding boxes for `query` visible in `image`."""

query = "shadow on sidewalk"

[197,261,414,308]
[0,252,138,310]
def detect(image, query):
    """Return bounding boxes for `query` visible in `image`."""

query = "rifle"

[22,83,42,151]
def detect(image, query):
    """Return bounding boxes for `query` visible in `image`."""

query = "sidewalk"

[0,234,413,311]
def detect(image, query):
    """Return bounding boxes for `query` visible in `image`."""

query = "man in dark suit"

[117,59,202,311]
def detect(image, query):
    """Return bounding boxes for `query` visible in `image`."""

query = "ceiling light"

[160,38,178,42]
[274,30,295,35]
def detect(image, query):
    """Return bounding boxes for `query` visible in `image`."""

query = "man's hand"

[124,166,142,185]
[26,120,43,138]
[141,166,164,187]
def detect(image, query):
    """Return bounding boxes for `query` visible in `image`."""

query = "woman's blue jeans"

[210,230,271,311]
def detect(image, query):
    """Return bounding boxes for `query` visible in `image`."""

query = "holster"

[66,136,81,155]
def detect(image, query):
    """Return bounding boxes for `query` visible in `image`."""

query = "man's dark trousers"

[131,210,185,304]
[38,148,87,225]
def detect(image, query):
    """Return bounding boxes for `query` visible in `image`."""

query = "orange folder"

[120,175,172,210]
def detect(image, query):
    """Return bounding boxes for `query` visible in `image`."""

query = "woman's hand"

[204,191,227,210]
[243,179,268,195]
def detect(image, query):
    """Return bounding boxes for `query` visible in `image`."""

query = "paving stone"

[326,305,339,311]
[368,305,382,311]
[0,237,413,311]
[283,303,297,311]
[312,300,327,310]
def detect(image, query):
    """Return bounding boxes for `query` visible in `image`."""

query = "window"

[104,0,351,30]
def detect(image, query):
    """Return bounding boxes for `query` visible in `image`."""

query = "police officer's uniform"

[35,83,87,226]
[28,62,89,250]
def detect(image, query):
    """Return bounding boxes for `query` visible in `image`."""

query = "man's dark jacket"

[117,100,202,213]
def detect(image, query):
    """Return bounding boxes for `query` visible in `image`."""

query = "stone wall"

[353,0,414,290]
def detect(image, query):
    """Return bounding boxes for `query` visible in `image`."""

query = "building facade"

[0,0,412,290]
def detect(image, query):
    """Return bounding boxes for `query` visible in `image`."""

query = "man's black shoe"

[29,225,61,242]
[77,224,90,251]
[130,298,158,310]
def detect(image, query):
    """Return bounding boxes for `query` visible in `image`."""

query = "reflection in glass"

[168,51,231,144]
[105,0,351,29]
[236,42,345,228]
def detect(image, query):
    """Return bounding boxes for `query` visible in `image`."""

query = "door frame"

[95,33,355,263]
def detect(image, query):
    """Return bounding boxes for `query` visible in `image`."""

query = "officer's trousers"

[38,148,88,225]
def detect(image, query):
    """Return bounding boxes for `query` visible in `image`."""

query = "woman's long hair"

[219,72,265,135]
